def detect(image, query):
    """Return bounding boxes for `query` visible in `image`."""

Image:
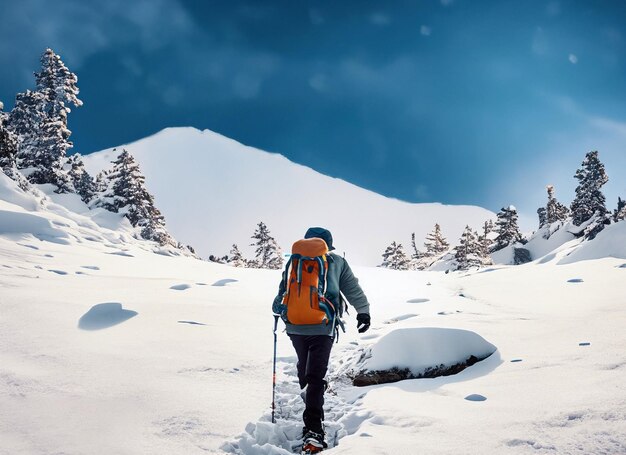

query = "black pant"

[289,334,333,434]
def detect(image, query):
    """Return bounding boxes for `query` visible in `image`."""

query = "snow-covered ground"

[2,186,625,454]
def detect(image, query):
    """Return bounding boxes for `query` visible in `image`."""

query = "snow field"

[1,171,626,454]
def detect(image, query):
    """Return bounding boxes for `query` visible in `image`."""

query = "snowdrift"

[0,172,188,257]
[353,327,497,385]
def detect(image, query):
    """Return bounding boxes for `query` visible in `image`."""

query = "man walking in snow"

[273,227,371,453]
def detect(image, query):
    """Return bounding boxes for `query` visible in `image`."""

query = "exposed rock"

[513,247,532,265]
[352,354,486,387]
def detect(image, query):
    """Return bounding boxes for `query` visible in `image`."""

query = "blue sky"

[1,0,625,228]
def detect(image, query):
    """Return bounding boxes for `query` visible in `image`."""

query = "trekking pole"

[271,314,279,424]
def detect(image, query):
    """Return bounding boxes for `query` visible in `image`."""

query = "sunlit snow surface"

[1,173,626,454]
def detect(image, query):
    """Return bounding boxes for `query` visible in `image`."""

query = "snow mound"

[78,303,138,330]
[0,209,68,240]
[364,327,497,376]
[559,221,626,264]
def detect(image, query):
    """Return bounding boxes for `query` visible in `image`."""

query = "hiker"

[272,227,371,453]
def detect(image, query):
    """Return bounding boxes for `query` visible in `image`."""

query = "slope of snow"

[3,151,626,454]
[559,220,626,264]
[83,127,494,265]
[2,185,625,455]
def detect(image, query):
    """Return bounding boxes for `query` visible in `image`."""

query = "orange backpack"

[280,237,335,325]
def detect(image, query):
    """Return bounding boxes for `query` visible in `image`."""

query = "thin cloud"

[420,25,432,36]
[568,53,578,64]
[370,13,391,26]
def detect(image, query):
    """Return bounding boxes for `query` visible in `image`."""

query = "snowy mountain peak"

[84,127,495,265]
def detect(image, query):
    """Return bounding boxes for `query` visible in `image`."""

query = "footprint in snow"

[44,254,54,258]
[464,394,487,402]
[212,278,238,287]
[75,271,86,275]
[48,269,68,275]
[177,320,207,326]
[107,251,134,257]
[406,298,429,303]
[81,265,100,270]
[510,359,523,363]
[195,282,207,286]
[438,311,456,315]
[170,284,192,291]
[3,265,12,269]
[222,355,361,454]
[383,313,418,324]
[567,278,584,283]
[579,342,591,346]
[618,263,626,269]
[18,243,39,250]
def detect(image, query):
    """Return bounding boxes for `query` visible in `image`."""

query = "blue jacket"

[273,253,370,336]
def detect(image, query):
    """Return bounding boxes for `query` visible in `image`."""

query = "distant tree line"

[0,48,188,250]
[209,221,284,270]
[381,150,623,271]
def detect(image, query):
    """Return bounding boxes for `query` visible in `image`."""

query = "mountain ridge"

[83,127,495,265]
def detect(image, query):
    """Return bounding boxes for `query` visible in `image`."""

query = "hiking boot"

[303,429,327,450]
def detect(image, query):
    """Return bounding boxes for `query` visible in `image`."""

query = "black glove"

[356,313,371,333]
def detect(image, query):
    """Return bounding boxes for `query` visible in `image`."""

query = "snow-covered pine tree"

[8,90,45,168]
[381,241,410,270]
[570,151,609,226]
[0,101,16,169]
[455,226,484,270]
[94,149,173,246]
[492,205,522,252]
[424,223,449,256]
[66,154,96,203]
[478,220,494,259]
[0,101,29,190]
[229,244,246,267]
[250,222,283,270]
[545,185,569,224]
[408,232,427,270]
[13,49,82,192]
[94,170,109,193]
[537,207,547,228]
[613,197,626,223]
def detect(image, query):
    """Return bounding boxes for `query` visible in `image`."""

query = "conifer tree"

[66,154,96,203]
[409,232,427,270]
[537,207,547,229]
[614,197,626,222]
[570,151,608,226]
[455,226,485,270]
[492,206,522,252]
[229,244,246,267]
[9,90,45,168]
[410,232,421,260]
[250,221,283,269]
[94,170,109,193]
[423,223,449,256]
[478,220,494,259]
[0,102,29,190]
[94,149,173,245]
[545,185,569,224]
[11,49,82,192]
[381,241,410,270]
